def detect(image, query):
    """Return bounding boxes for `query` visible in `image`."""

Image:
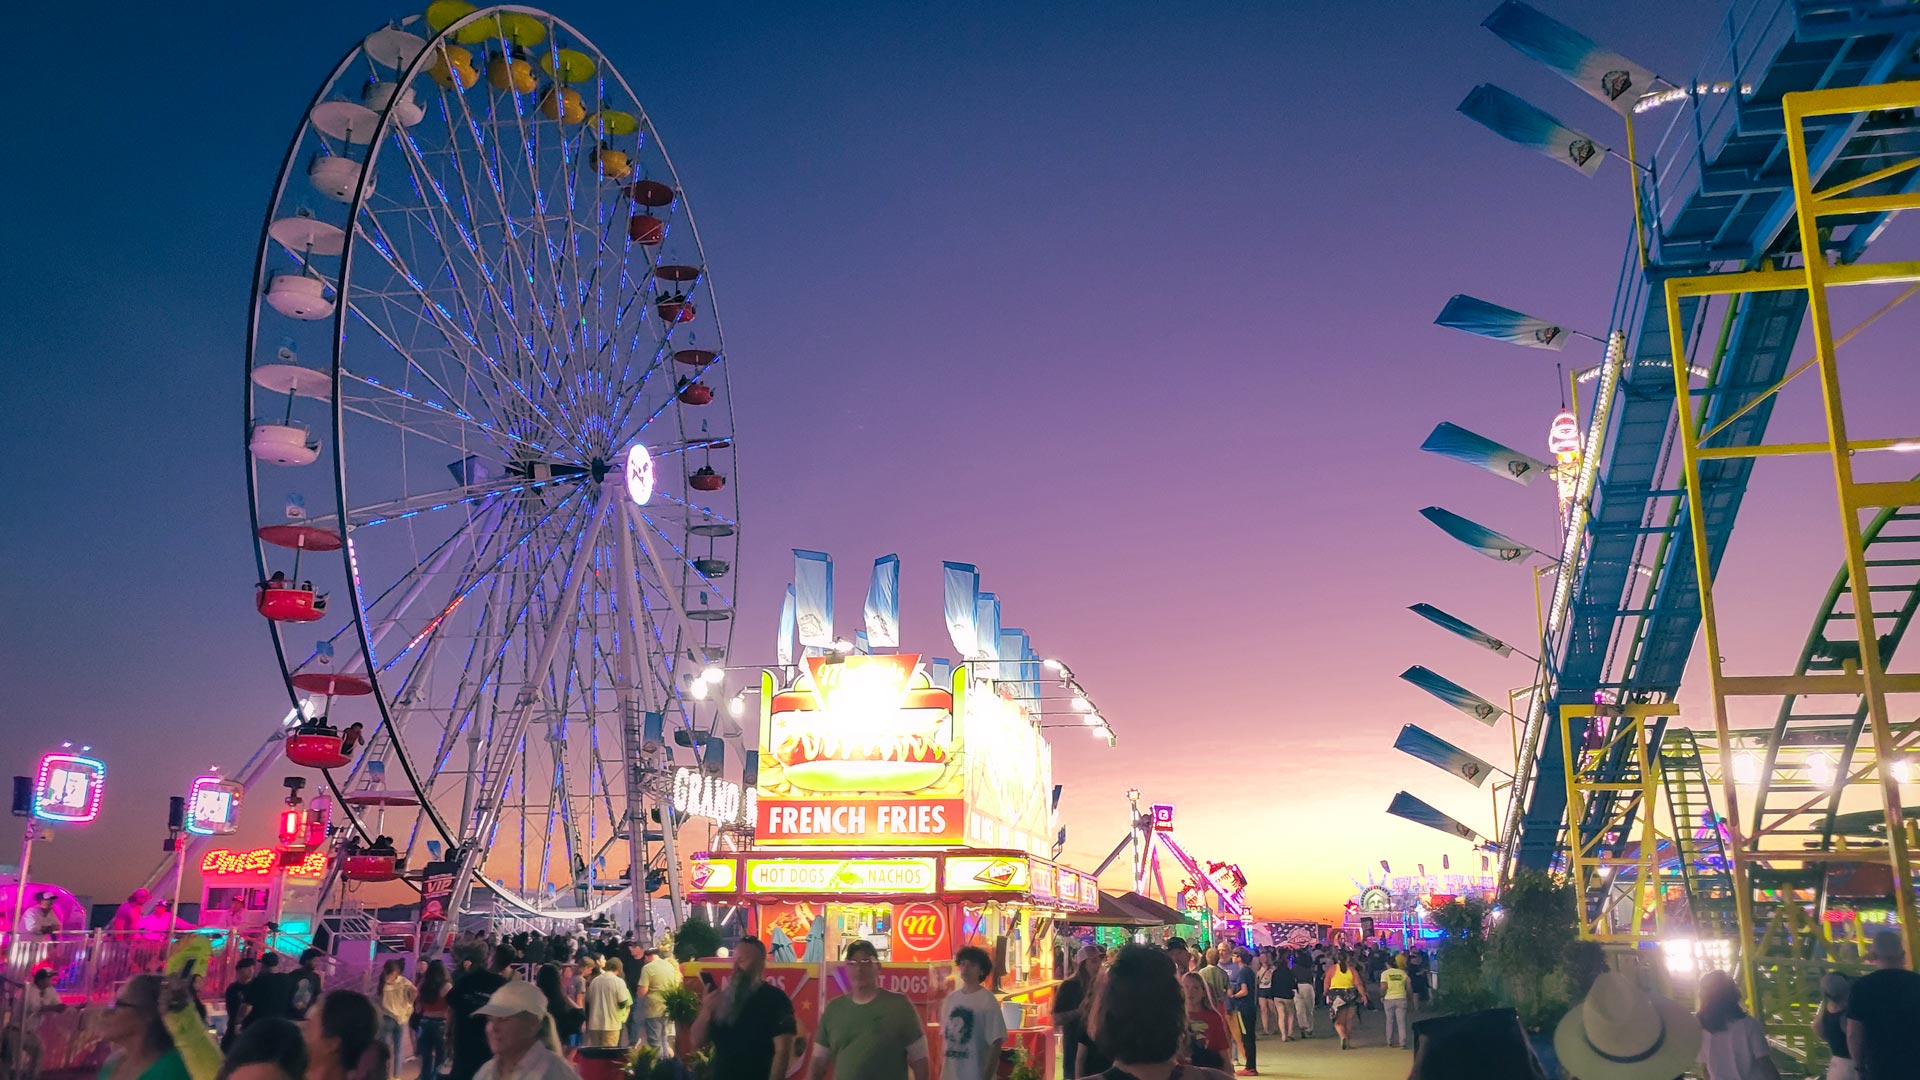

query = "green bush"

[663,984,703,1025]
[1424,871,1588,1032]
[673,916,722,963]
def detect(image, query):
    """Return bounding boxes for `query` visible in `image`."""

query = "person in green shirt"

[99,974,219,1080]
[808,941,928,1080]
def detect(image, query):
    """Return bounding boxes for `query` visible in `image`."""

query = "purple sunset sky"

[6,0,1917,920]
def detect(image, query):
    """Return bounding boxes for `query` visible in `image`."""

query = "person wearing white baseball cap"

[473,981,579,1080]
[1554,972,1701,1080]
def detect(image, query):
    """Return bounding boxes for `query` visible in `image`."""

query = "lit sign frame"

[202,847,327,880]
[947,855,1029,892]
[186,776,245,836]
[743,857,937,896]
[33,752,105,823]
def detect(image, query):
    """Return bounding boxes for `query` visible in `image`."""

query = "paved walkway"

[1231,1007,1415,1080]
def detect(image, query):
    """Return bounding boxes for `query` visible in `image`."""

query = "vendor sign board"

[755,656,1054,855]
[744,857,938,896]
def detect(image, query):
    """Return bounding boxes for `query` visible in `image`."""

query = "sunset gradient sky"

[8,0,1919,921]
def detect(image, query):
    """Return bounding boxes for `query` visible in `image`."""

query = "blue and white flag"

[1436,294,1568,351]
[999,628,1030,695]
[929,657,953,689]
[942,562,979,660]
[854,630,871,655]
[1408,603,1516,658]
[1400,665,1504,727]
[1459,84,1605,176]
[776,584,796,668]
[1387,791,1484,844]
[1394,725,1497,788]
[793,550,834,648]
[1420,506,1536,562]
[1421,421,1550,485]
[976,593,1002,666]
[1483,1,1661,116]
[864,554,901,649]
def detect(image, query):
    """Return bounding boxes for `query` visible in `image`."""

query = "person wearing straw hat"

[1553,972,1701,1080]
[472,981,578,1080]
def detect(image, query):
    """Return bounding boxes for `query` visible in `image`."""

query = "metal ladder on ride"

[1657,729,1738,940]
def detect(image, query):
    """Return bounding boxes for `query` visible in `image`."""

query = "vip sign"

[744,858,937,895]
[947,855,1029,892]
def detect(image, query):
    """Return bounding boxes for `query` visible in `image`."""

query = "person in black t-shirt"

[245,953,296,1026]
[288,949,325,1020]
[692,937,797,1080]
[223,958,256,1048]
[1848,929,1920,1078]
[448,944,514,1080]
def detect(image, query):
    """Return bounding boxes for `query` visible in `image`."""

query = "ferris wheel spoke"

[634,509,731,609]
[354,207,577,457]
[400,94,573,424]
[339,374,559,459]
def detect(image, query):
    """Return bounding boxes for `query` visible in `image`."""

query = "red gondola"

[677,381,713,405]
[257,583,327,622]
[673,349,715,368]
[693,558,730,578]
[342,854,400,882]
[626,179,675,207]
[286,730,352,770]
[628,214,665,245]
[656,296,695,323]
[689,467,727,492]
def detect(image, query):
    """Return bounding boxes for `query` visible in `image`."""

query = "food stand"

[688,653,1099,1078]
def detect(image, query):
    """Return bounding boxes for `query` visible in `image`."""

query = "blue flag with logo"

[864,554,901,648]
[1459,84,1605,176]
[1400,665,1504,727]
[793,550,833,647]
[942,562,979,660]
[1483,1,1661,116]
[1421,421,1550,485]
[976,593,1001,667]
[1420,506,1536,562]
[1436,294,1569,351]
[776,584,796,667]
[1394,725,1497,788]
[1387,791,1485,844]
[1408,603,1516,658]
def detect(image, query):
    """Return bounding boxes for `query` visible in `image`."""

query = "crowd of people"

[29,920,1920,1080]
[1053,938,1432,1076]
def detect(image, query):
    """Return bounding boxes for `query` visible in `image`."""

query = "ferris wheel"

[242,2,738,925]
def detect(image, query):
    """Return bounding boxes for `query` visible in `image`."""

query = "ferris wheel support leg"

[614,497,685,931]
[445,493,614,927]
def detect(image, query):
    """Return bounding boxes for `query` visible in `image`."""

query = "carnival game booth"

[689,654,1099,1077]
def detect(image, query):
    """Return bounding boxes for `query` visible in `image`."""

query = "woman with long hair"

[1179,972,1232,1070]
[413,961,451,1080]
[533,965,584,1048]
[1085,945,1230,1080]
[1322,951,1368,1050]
[302,991,389,1080]
[1696,971,1782,1080]
[376,960,416,1078]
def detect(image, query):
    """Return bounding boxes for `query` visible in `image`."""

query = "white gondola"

[309,154,370,203]
[249,420,322,466]
[362,82,424,127]
[265,274,335,320]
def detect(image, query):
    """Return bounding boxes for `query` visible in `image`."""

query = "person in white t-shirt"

[584,960,633,1047]
[940,947,1008,1080]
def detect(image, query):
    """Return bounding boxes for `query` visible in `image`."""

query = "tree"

[1484,870,1582,1030]
[672,914,722,962]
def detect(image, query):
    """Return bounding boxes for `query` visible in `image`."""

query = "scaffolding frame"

[1563,703,1669,943]
[1665,79,1920,1018]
